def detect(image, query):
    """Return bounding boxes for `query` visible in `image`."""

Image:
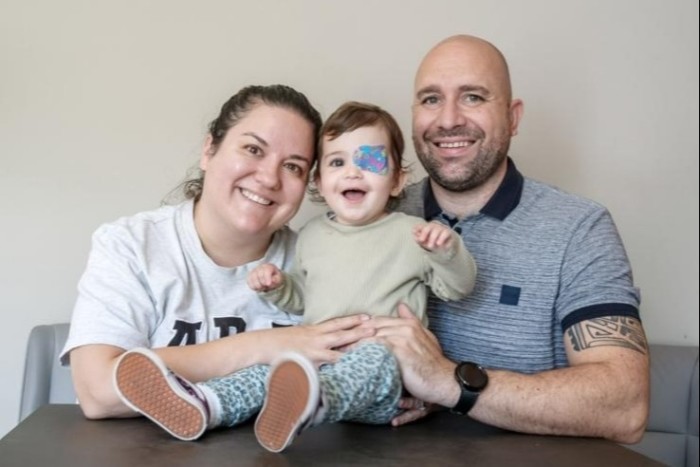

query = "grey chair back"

[19,323,76,421]
[626,343,699,467]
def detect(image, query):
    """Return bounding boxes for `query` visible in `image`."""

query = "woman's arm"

[70,314,374,419]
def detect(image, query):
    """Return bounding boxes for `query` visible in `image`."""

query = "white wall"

[1,0,697,437]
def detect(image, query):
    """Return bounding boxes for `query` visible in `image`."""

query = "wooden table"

[0,404,662,466]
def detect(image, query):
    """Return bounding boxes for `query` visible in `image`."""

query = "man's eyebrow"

[415,85,441,98]
[459,84,491,96]
[415,84,492,97]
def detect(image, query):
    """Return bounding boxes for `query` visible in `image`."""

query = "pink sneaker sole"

[114,350,206,441]
[255,355,318,452]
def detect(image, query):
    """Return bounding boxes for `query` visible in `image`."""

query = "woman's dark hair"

[169,84,322,203]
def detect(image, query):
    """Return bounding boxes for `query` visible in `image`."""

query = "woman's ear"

[199,135,216,171]
[390,168,408,197]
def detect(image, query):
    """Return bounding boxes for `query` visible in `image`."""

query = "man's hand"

[391,397,438,427]
[368,304,460,412]
[247,263,283,292]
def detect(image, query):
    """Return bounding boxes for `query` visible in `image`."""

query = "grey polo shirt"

[396,158,640,372]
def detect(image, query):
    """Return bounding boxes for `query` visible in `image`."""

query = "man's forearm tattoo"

[567,317,648,355]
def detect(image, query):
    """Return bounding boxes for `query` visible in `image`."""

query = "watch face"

[457,362,488,391]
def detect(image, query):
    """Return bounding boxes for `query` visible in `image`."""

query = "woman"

[61,84,374,419]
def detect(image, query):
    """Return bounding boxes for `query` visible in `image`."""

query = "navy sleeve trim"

[560,303,640,332]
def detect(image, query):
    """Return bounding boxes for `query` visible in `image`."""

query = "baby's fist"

[247,263,283,292]
[413,222,454,252]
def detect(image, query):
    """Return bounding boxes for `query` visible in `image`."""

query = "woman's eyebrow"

[242,132,268,146]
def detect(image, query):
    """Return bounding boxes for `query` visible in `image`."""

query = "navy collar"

[423,157,524,221]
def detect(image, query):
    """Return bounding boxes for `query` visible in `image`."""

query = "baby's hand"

[247,263,284,292]
[413,222,454,252]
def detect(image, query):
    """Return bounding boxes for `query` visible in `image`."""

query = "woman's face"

[198,104,315,240]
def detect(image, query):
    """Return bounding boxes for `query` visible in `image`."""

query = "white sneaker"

[254,352,321,452]
[113,348,210,441]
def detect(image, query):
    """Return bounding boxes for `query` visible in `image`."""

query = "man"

[373,35,649,443]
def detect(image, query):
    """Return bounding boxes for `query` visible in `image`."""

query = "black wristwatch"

[450,361,488,415]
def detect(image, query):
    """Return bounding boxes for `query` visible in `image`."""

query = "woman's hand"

[253,314,376,366]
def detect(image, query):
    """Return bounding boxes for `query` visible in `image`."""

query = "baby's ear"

[313,169,323,192]
[390,168,408,197]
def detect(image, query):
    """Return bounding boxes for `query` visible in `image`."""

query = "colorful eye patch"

[352,145,389,175]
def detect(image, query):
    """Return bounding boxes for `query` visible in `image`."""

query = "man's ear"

[390,168,408,197]
[509,99,524,137]
[199,135,216,171]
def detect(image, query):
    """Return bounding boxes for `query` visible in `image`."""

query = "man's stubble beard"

[413,133,510,193]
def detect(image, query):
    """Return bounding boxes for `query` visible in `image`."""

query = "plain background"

[0,0,697,438]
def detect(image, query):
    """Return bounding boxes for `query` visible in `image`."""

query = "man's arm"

[469,316,648,443]
[372,305,650,443]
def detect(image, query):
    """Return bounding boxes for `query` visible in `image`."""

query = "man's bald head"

[415,34,513,102]
[411,34,523,195]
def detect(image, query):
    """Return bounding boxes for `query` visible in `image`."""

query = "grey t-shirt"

[61,200,301,364]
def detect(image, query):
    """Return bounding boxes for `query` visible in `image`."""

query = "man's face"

[412,38,522,192]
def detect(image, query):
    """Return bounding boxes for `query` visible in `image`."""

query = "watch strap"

[450,362,487,415]
[450,385,479,415]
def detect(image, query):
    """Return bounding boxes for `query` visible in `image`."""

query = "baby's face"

[317,125,402,226]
